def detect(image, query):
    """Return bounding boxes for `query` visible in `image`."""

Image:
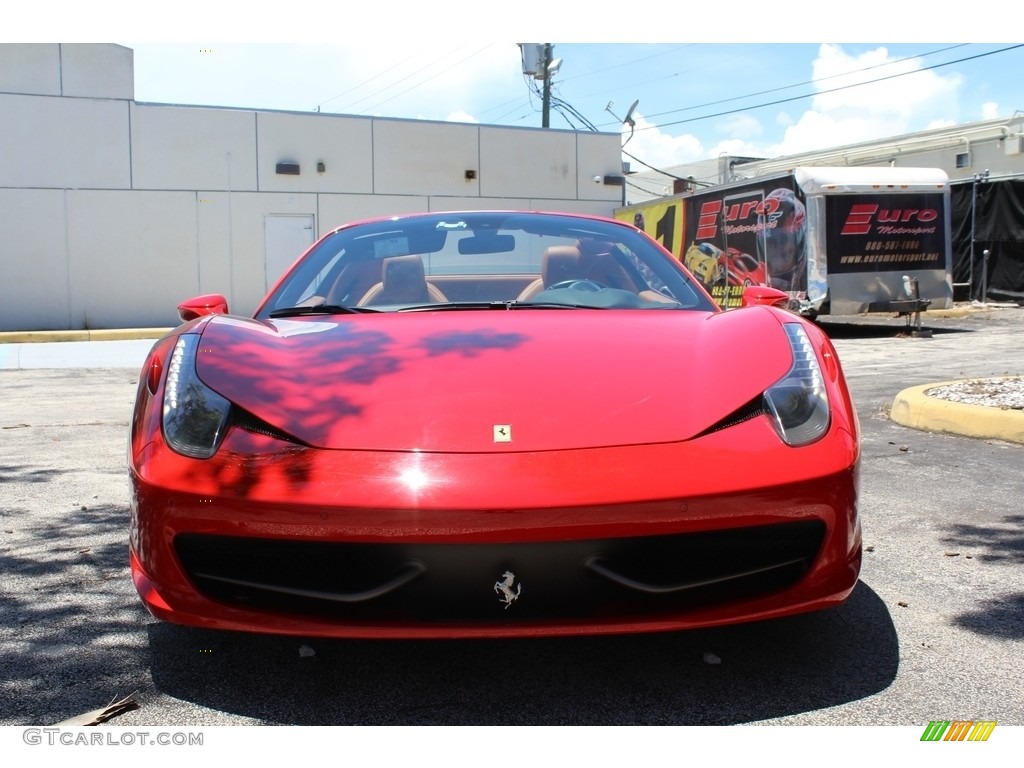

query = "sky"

[9,4,1024,179]
[120,41,1022,174]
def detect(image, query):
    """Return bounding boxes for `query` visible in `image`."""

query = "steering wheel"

[546,279,606,293]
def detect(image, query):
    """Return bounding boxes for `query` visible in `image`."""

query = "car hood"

[194,308,793,452]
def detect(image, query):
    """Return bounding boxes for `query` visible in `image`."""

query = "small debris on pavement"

[56,692,139,726]
[299,644,316,658]
[703,652,721,665]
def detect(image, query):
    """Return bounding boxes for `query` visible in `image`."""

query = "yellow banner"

[615,200,685,260]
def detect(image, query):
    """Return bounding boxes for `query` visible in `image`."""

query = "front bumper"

[129,418,860,639]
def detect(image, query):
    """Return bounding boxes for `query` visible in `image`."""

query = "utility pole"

[541,43,553,128]
[518,43,560,128]
[969,168,990,300]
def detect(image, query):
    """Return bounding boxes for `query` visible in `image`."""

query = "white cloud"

[768,44,964,157]
[981,101,1001,120]
[626,113,705,167]
[445,111,480,124]
[717,113,763,140]
[775,111,795,129]
[707,138,768,161]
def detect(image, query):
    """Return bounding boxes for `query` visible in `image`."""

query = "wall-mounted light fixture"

[595,174,627,205]
[316,161,326,174]
[465,170,477,180]
[276,161,300,175]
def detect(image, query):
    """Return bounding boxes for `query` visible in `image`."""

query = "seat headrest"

[542,246,581,286]
[381,255,429,302]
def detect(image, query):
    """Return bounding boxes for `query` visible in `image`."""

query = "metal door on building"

[265,215,315,292]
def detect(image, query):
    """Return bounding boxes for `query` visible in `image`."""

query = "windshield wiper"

[268,304,378,318]
[396,302,513,312]
[513,302,611,310]
[397,301,616,312]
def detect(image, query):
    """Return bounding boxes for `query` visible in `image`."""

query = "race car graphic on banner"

[618,180,807,309]
[684,181,807,308]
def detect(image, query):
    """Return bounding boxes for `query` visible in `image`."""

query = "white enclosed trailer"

[616,166,954,317]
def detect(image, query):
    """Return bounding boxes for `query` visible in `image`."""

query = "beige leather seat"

[516,245,582,301]
[357,255,448,306]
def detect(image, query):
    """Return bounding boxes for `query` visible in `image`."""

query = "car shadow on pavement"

[144,580,898,725]
[817,320,972,340]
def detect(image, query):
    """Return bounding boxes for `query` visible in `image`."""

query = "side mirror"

[178,294,229,323]
[740,285,789,309]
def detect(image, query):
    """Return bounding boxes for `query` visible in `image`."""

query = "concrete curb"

[0,328,173,344]
[890,378,1024,445]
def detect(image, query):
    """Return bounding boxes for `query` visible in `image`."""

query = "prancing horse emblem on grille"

[493,570,521,609]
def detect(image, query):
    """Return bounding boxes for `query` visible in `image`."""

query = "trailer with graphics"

[615,166,953,316]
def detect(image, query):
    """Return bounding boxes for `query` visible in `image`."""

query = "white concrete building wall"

[478,126,579,199]
[59,44,134,100]
[131,104,259,191]
[0,94,131,189]
[0,189,70,330]
[65,191,198,329]
[256,112,374,195]
[316,194,429,232]
[371,120,482,197]
[223,192,319,310]
[0,44,62,95]
[0,43,625,331]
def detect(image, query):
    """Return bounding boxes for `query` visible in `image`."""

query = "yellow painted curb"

[891,379,1024,445]
[0,328,173,344]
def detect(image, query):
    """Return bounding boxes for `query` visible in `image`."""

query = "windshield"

[256,211,716,317]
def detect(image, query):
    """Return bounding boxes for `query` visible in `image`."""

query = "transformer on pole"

[518,43,561,128]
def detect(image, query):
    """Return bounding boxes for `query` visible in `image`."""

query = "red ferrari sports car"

[719,247,769,287]
[129,210,861,639]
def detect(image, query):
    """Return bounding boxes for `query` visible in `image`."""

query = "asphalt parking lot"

[1,306,1022,727]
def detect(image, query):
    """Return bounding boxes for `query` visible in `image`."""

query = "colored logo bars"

[921,720,997,741]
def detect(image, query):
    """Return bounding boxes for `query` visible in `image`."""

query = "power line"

[513,44,1024,189]
[642,44,1024,133]
[626,177,674,197]
[313,48,429,112]
[519,43,992,138]
[607,43,971,128]
[320,44,495,115]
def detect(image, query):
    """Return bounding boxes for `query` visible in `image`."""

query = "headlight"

[763,323,830,446]
[162,334,230,458]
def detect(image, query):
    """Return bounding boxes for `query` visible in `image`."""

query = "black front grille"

[175,521,825,624]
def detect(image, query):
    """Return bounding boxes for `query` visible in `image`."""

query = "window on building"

[955,152,971,168]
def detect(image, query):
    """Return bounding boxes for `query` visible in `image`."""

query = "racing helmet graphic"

[759,187,807,287]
